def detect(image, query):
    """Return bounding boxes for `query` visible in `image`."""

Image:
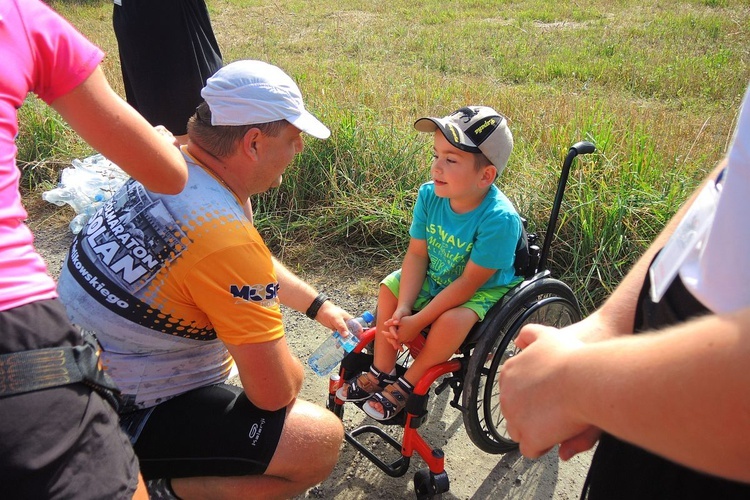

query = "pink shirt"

[0,0,103,311]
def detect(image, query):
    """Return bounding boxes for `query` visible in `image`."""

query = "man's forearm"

[273,257,319,313]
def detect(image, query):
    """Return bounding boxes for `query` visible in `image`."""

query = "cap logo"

[474,118,496,136]
[446,124,461,145]
[467,115,501,146]
[453,107,479,123]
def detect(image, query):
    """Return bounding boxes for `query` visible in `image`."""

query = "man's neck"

[183,142,247,201]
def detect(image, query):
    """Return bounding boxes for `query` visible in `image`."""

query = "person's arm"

[225,337,304,411]
[395,238,429,314]
[272,257,350,334]
[575,159,728,343]
[502,307,750,482]
[380,238,428,347]
[50,66,188,194]
[499,159,741,470]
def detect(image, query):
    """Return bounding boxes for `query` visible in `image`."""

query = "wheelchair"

[325,141,596,498]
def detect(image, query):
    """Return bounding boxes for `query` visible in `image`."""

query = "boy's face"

[430,132,495,210]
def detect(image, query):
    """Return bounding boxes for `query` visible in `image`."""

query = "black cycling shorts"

[0,299,140,499]
[132,383,287,479]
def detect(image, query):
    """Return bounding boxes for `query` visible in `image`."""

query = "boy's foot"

[336,366,396,402]
[363,377,414,421]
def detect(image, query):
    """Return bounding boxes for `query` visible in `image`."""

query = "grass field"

[24,0,750,312]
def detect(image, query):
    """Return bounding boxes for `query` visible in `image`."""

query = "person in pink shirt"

[0,0,187,498]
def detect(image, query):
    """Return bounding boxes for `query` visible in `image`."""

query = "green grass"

[26,0,750,312]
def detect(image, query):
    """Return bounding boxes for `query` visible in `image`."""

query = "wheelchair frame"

[326,141,596,498]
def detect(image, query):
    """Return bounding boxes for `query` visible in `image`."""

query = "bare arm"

[50,66,188,194]
[272,257,350,334]
[386,238,495,344]
[394,238,429,315]
[225,336,304,411]
[499,159,747,478]
[503,308,750,482]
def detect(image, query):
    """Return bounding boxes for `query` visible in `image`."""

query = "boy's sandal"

[336,369,395,402]
[363,379,412,421]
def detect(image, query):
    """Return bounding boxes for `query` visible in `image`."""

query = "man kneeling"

[58,60,347,499]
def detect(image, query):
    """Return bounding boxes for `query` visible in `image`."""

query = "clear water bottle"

[308,311,374,376]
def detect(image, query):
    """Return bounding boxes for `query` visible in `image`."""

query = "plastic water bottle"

[308,311,374,376]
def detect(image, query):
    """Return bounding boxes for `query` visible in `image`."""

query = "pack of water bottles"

[42,153,129,234]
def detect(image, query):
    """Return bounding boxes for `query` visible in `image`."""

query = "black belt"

[0,332,121,411]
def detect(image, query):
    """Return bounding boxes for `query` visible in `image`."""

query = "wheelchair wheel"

[462,277,581,454]
[414,468,449,499]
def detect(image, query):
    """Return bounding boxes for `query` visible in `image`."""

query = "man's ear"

[242,127,263,160]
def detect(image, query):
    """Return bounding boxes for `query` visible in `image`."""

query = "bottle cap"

[362,311,374,323]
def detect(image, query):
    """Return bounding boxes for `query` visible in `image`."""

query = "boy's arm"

[396,238,430,313]
[413,259,495,329]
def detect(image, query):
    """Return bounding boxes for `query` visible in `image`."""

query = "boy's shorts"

[381,270,522,321]
[128,383,287,479]
[0,299,140,499]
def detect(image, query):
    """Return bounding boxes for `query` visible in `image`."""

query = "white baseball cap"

[414,106,513,174]
[201,60,331,139]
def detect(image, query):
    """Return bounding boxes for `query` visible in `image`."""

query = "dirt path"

[30,200,593,499]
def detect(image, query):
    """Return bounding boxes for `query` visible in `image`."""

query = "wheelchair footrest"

[345,425,411,478]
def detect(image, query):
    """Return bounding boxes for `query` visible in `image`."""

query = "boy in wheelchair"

[337,105,524,420]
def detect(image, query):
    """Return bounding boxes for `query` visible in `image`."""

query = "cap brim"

[289,112,331,139]
[414,117,480,153]
[414,117,441,133]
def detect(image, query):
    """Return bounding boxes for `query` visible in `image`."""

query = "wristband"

[305,292,329,320]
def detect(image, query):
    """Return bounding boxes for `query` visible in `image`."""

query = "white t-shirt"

[677,84,750,314]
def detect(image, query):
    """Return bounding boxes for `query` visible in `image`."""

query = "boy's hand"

[382,314,422,351]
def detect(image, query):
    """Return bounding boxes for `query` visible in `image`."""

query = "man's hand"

[499,323,599,459]
[315,300,351,336]
[154,125,180,147]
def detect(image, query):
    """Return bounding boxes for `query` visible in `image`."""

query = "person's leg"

[112,0,221,135]
[402,306,478,384]
[373,283,400,373]
[337,282,400,401]
[134,385,343,499]
[169,400,342,499]
[365,306,478,418]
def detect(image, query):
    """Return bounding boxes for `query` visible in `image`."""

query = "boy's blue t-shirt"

[409,181,522,296]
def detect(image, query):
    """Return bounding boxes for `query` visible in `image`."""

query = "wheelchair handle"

[537,140,596,272]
